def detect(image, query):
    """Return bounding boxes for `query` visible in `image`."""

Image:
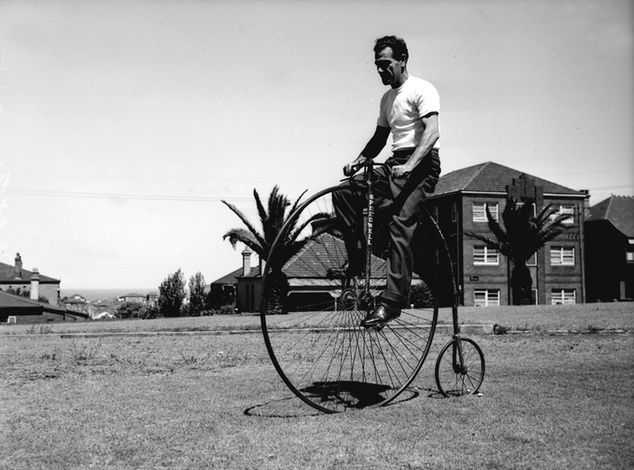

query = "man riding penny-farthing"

[260,36,484,413]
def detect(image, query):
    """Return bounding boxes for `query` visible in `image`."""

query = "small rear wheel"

[435,337,485,397]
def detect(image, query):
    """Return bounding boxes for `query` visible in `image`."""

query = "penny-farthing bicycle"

[260,160,485,413]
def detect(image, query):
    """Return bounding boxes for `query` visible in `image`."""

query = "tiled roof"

[214,235,387,284]
[587,195,634,237]
[284,234,386,278]
[0,261,60,284]
[433,161,585,197]
[211,265,262,285]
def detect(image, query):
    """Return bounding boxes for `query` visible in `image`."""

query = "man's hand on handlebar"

[343,158,414,179]
[343,156,367,177]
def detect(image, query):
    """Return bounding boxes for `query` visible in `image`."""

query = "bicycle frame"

[361,162,379,308]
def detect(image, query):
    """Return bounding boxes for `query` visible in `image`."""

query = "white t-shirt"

[377,76,440,151]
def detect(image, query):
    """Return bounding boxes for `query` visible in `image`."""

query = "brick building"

[584,195,634,302]
[426,161,589,306]
[210,247,262,312]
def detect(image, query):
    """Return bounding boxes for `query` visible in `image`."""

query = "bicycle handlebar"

[344,159,390,178]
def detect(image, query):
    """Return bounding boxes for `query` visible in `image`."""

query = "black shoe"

[360,304,401,328]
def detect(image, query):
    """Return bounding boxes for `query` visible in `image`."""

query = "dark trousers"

[332,148,441,308]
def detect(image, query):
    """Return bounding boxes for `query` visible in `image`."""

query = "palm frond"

[466,232,503,251]
[224,186,327,273]
[537,224,568,245]
[221,229,263,255]
[535,204,558,224]
[221,200,266,249]
[262,186,291,244]
[288,212,334,243]
[544,213,572,230]
[253,188,268,228]
[289,189,308,215]
[485,205,508,242]
[280,189,308,238]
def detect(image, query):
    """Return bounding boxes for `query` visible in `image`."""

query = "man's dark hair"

[374,36,409,62]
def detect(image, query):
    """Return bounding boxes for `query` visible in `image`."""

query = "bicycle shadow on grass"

[244,396,322,418]
[244,381,421,418]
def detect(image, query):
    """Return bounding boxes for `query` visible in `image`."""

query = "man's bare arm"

[359,125,390,159]
[344,126,390,176]
[391,114,439,178]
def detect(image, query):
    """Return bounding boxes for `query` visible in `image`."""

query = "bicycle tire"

[260,184,454,413]
[435,337,485,397]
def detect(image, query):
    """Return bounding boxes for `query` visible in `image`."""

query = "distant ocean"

[61,288,157,301]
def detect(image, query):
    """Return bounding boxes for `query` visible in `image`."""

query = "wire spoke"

[261,186,447,412]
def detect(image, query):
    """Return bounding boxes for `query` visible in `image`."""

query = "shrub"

[210,305,237,315]
[116,301,147,319]
[143,305,160,319]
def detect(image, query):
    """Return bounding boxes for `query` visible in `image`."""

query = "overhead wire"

[4,188,253,202]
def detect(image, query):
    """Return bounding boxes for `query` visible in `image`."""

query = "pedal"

[372,323,385,332]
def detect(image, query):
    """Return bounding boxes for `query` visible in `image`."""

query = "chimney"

[241,247,252,277]
[30,268,39,301]
[14,253,22,278]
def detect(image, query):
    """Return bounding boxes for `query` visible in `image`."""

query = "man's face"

[374,47,405,87]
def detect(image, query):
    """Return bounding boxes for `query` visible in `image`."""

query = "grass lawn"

[1,301,632,336]
[1,303,633,469]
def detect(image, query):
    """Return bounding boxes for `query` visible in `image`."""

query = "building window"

[550,246,575,266]
[550,205,575,225]
[474,289,500,307]
[473,202,499,222]
[526,252,537,266]
[551,289,576,305]
[450,202,458,222]
[626,252,634,264]
[474,246,499,265]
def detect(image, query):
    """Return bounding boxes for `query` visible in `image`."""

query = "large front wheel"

[260,185,455,413]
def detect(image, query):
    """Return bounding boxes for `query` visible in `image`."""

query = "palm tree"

[468,198,570,305]
[222,186,331,314]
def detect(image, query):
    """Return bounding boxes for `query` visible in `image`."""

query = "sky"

[0,0,632,291]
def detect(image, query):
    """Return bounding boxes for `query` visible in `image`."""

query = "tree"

[468,198,570,305]
[188,272,207,316]
[116,301,146,319]
[222,186,331,314]
[158,269,186,317]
